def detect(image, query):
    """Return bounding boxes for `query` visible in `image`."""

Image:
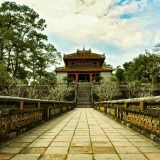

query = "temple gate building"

[55,48,113,83]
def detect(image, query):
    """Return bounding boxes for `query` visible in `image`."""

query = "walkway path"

[0,108,160,160]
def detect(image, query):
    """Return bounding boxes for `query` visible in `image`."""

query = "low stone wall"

[0,96,75,142]
[94,96,160,143]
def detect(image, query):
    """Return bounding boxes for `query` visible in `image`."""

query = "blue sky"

[1,0,160,68]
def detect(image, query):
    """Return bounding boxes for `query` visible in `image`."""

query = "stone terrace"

[0,108,160,160]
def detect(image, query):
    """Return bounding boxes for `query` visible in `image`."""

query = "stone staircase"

[76,83,92,108]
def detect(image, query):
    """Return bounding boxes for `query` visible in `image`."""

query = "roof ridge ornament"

[77,49,79,53]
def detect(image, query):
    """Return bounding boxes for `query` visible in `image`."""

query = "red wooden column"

[89,73,92,82]
[76,74,78,83]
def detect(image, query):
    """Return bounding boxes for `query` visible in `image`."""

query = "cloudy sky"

[1,0,160,68]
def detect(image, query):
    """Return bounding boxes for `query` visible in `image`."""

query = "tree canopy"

[0,1,61,84]
[113,46,160,83]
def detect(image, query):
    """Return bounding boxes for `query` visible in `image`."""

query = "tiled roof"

[55,67,113,72]
[63,49,105,59]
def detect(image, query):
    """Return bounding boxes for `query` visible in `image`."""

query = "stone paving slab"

[0,108,160,160]
[39,154,66,160]
[10,154,41,160]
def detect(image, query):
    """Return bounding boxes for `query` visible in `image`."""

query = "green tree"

[115,66,125,82]
[122,51,160,83]
[0,60,9,90]
[0,1,61,83]
[38,72,57,85]
[0,1,46,76]
[111,73,118,82]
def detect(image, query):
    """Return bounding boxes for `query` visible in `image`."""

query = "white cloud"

[1,0,160,67]
[0,0,150,48]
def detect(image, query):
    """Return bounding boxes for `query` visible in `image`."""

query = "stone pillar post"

[19,101,24,110]
[90,73,92,82]
[76,74,78,83]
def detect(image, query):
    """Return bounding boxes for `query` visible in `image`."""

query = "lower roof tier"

[55,67,113,72]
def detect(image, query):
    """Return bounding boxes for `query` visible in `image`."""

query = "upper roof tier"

[55,66,113,72]
[63,48,105,60]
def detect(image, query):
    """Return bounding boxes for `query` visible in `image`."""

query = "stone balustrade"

[93,96,160,142]
[0,96,75,142]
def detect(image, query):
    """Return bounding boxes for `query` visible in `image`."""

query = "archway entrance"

[78,74,89,82]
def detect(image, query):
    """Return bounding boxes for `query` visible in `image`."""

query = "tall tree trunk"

[0,39,3,60]
[12,49,19,77]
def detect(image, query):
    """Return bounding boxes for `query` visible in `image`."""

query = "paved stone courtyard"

[0,108,160,160]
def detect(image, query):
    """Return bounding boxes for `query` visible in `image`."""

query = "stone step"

[77,85,91,88]
[77,97,90,99]
[77,98,91,100]
[77,92,91,95]
[76,104,92,108]
[76,83,92,108]
[77,91,90,93]
[77,92,91,94]
[77,101,91,103]
[77,85,91,87]
[77,97,91,99]
[77,88,91,90]
[77,102,92,105]
[77,95,91,97]
[77,83,91,85]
